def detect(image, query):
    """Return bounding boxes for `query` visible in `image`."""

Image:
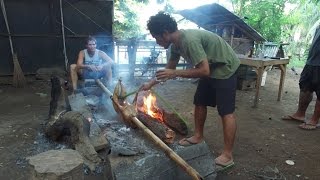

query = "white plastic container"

[261,71,267,86]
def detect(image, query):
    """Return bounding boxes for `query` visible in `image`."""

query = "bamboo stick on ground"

[95,79,203,180]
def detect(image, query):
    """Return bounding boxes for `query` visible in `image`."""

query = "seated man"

[70,36,113,92]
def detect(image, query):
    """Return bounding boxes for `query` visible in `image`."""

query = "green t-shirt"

[170,29,240,79]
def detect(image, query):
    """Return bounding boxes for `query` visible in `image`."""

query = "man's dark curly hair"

[86,36,96,45]
[147,11,178,36]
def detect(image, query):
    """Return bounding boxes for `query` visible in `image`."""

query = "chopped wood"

[162,110,188,135]
[137,111,175,144]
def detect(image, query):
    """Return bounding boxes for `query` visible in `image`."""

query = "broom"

[12,53,26,87]
[1,0,26,87]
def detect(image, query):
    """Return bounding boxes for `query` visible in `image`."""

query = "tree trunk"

[45,76,101,171]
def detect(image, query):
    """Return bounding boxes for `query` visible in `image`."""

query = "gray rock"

[27,149,84,180]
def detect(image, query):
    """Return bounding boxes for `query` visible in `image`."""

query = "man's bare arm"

[99,51,113,64]
[140,59,179,90]
[76,51,86,69]
[156,59,210,80]
[166,59,179,69]
[174,59,210,78]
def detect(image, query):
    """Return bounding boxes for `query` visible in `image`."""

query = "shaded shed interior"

[0,0,114,75]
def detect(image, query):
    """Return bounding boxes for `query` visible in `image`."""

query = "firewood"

[137,111,175,144]
[162,110,188,135]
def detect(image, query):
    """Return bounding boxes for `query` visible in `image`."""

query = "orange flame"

[140,93,163,122]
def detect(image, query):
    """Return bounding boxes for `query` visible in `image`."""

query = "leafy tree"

[231,0,320,66]
[113,0,148,40]
[232,0,288,42]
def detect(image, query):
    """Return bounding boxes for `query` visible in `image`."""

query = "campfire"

[97,80,202,179]
[138,92,164,123]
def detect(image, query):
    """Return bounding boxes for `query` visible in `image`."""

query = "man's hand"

[156,69,177,81]
[96,65,103,71]
[139,82,154,91]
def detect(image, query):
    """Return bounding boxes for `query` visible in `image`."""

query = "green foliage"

[113,0,169,40]
[232,0,320,62]
[289,56,306,68]
[232,0,287,42]
[113,0,147,40]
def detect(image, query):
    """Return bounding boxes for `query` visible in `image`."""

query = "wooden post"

[230,25,235,48]
[253,66,266,108]
[60,0,68,71]
[277,64,286,101]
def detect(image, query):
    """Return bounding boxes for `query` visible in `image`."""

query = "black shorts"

[299,65,320,100]
[193,73,237,116]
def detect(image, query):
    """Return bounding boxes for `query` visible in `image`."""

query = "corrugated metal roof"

[177,3,266,42]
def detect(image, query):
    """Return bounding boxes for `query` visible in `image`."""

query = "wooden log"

[137,111,175,144]
[151,90,188,135]
[162,110,188,135]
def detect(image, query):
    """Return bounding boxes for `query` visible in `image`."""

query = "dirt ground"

[0,67,320,180]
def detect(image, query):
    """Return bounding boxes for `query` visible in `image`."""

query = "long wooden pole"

[95,79,203,180]
[59,0,68,71]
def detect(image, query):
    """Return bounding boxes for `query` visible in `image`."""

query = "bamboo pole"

[59,0,68,71]
[95,79,203,180]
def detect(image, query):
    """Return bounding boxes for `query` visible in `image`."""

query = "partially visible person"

[282,26,320,130]
[140,12,240,171]
[70,36,113,92]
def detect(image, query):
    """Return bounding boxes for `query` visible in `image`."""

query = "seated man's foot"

[178,136,203,146]
[281,115,305,122]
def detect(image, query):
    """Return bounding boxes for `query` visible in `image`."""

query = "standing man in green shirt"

[140,12,240,171]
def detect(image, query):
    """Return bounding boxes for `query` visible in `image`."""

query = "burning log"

[151,90,188,135]
[162,110,188,136]
[137,111,175,144]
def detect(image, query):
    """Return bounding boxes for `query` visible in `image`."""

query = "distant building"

[178,3,266,55]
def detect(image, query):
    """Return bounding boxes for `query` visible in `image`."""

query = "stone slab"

[114,141,216,180]
[27,149,84,180]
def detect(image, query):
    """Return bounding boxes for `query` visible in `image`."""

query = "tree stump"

[45,76,101,171]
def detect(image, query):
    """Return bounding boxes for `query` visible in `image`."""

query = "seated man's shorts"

[299,64,320,100]
[193,73,237,116]
[79,69,105,80]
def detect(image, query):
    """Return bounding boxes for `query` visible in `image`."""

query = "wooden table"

[238,57,290,107]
